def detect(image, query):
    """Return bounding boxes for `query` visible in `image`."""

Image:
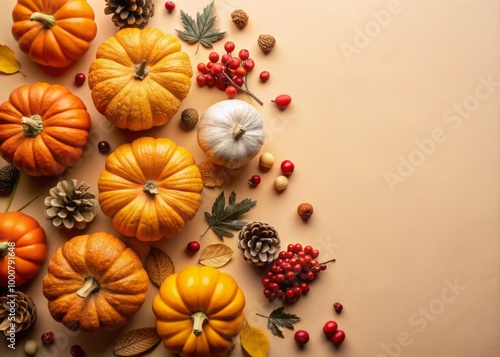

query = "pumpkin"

[98,137,203,241]
[88,28,193,131]
[0,212,47,287]
[0,82,91,177]
[197,100,265,169]
[42,231,148,333]
[11,0,97,68]
[152,266,246,357]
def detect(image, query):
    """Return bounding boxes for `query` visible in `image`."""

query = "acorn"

[180,108,199,130]
[0,164,20,195]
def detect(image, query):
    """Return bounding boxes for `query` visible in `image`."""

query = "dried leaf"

[145,247,175,287]
[240,321,269,357]
[198,243,233,268]
[0,45,23,75]
[198,161,231,188]
[114,327,161,356]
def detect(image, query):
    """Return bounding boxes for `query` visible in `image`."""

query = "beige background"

[1,0,499,356]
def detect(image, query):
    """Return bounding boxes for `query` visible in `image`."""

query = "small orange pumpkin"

[11,0,97,68]
[0,82,91,176]
[0,211,47,287]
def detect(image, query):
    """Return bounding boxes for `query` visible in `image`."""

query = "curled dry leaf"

[114,327,161,356]
[198,160,231,188]
[240,320,269,357]
[0,44,23,75]
[198,243,234,268]
[145,247,175,287]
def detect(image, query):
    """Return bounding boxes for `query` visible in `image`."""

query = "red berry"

[197,63,209,74]
[98,141,110,154]
[196,75,206,86]
[248,175,261,186]
[212,62,224,74]
[208,51,219,63]
[224,41,235,53]
[332,330,346,346]
[232,76,244,87]
[186,241,200,253]
[205,74,216,87]
[333,302,343,314]
[74,73,86,87]
[272,94,292,110]
[280,160,295,176]
[238,49,250,61]
[233,66,247,77]
[294,330,310,346]
[41,331,54,345]
[227,57,241,70]
[225,85,238,99]
[164,1,175,12]
[259,71,270,82]
[243,58,255,72]
[70,345,83,357]
[221,53,231,64]
[323,320,338,337]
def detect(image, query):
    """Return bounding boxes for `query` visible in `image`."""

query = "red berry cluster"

[323,320,346,346]
[196,41,263,103]
[262,243,334,304]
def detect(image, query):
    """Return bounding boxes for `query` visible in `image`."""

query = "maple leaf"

[176,1,226,54]
[201,191,256,240]
[256,307,301,339]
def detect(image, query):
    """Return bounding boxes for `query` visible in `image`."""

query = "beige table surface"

[1,0,499,356]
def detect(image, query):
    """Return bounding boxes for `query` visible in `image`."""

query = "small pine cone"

[258,34,276,54]
[237,221,280,266]
[231,9,249,29]
[44,179,97,230]
[0,291,37,337]
[0,164,19,195]
[104,0,155,29]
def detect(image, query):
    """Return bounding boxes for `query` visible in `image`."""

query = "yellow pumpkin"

[152,266,246,357]
[98,137,203,241]
[88,28,193,131]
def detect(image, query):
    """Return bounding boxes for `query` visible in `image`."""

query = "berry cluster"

[262,243,334,304]
[196,41,263,104]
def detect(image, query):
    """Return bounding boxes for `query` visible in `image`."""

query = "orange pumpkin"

[0,211,48,287]
[98,137,203,241]
[42,232,149,333]
[11,0,97,68]
[0,82,91,176]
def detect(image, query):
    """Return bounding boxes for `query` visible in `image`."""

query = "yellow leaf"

[198,160,231,188]
[240,321,269,357]
[0,45,23,75]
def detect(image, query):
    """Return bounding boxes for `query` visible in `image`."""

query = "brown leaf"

[198,160,231,188]
[114,327,161,356]
[145,247,175,287]
[240,321,269,357]
[198,243,234,268]
[0,45,23,75]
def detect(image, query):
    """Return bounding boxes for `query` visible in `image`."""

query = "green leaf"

[257,307,301,339]
[176,1,226,53]
[201,191,256,239]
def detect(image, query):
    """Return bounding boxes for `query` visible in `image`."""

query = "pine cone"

[237,221,280,266]
[105,0,155,29]
[258,34,276,54]
[0,164,19,195]
[0,291,37,337]
[231,9,249,29]
[44,179,97,230]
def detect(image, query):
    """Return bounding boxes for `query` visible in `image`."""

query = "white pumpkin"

[197,100,265,169]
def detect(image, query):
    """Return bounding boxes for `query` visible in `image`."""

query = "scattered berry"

[274,175,288,191]
[280,160,295,176]
[332,330,346,346]
[225,85,238,99]
[186,241,201,253]
[98,141,110,154]
[74,73,86,87]
[297,203,314,220]
[323,320,338,338]
[41,331,54,345]
[294,330,310,346]
[70,345,84,357]
[333,302,343,314]
[248,175,261,187]
[259,71,270,83]
[164,1,175,12]
[272,94,292,110]
[224,41,235,53]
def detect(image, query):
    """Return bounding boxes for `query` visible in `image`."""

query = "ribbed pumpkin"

[42,232,148,333]
[0,82,91,176]
[11,0,97,68]
[152,266,246,357]
[88,28,193,131]
[98,137,203,241]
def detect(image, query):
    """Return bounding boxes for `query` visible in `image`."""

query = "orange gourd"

[98,137,203,241]
[42,232,149,333]
[0,82,91,177]
[0,212,47,287]
[11,0,97,68]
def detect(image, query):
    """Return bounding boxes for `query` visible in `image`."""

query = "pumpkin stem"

[143,180,159,195]
[30,12,56,29]
[232,125,246,139]
[21,115,44,138]
[76,277,100,298]
[134,59,149,80]
[0,242,9,258]
[191,311,208,337]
